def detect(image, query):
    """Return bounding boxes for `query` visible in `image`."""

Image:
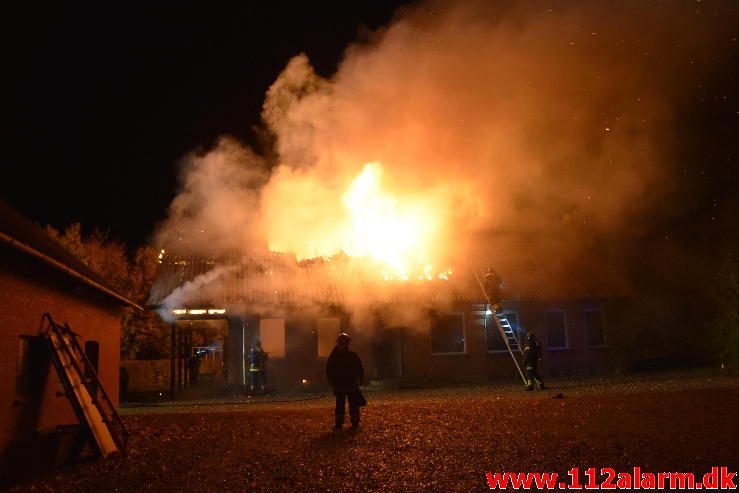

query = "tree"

[45,224,167,359]
[120,245,168,360]
[45,224,130,294]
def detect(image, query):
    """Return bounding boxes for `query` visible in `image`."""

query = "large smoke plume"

[155,0,734,311]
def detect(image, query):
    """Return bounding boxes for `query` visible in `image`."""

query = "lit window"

[486,311,520,352]
[189,309,207,315]
[430,312,465,354]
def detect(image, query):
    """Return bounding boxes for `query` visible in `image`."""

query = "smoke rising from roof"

[154,0,734,309]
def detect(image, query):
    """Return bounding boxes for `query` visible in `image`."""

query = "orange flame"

[270,162,451,280]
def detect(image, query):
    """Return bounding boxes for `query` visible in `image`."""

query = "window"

[16,336,32,397]
[585,309,606,347]
[545,310,568,349]
[84,340,100,400]
[16,336,43,398]
[84,341,100,375]
[259,319,286,358]
[486,311,519,352]
[430,312,465,354]
[317,318,340,358]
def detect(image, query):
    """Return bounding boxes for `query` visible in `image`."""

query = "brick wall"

[394,300,615,382]
[0,246,123,452]
[119,359,174,393]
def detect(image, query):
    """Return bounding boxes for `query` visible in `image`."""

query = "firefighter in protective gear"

[522,332,545,391]
[326,333,366,430]
[483,267,503,312]
[248,341,268,394]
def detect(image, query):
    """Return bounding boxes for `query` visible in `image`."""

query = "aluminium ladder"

[41,313,127,458]
[473,270,527,385]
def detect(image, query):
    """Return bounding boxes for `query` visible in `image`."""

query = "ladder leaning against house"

[473,270,527,385]
[41,313,128,458]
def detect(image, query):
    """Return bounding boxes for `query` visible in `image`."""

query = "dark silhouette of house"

[149,239,630,394]
[0,200,140,480]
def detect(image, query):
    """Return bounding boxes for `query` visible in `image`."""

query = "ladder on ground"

[473,271,527,385]
[41,313,127,458]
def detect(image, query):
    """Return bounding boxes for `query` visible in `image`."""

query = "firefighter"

[522,332,545,390]
[248,341,268,394]
[483,267,503,311]
[188,351,201,384]
[326,333,366,430]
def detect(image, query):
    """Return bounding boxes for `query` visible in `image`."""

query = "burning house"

[150,146,633,395]
[149,237,630,394]
[138,0,701,396]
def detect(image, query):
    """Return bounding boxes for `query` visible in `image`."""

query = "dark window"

[84,341,100,400]
[546,311,567,349]
[430,313,465,354]
[486,311,519,352]
[16,336,45,398]
[16,337,32,397]
[585,310,606,346]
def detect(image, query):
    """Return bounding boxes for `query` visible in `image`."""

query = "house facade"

[150,244,629,394]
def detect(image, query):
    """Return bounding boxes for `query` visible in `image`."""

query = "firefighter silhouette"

[522,333,545,390]
[188,351,201,384]
[483,267,503,311]
[326,333,366,430]
[248,341,268,394]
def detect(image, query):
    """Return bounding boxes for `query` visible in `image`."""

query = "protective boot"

[349,410,360,430]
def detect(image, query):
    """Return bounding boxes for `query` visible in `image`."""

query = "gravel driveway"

[8,374,738,492]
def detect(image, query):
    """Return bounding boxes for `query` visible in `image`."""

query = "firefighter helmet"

[336,333,351,344]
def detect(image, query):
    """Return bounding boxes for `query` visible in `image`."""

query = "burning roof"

[148,239,631,312]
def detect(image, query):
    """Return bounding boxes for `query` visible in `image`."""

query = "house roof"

[0,200,142,310]
[150,254,481,308]
[149,242,631,310]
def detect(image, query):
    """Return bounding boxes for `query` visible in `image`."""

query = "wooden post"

[185,331,192,388]
[170,323,176,399]
[177,329,184,391]
[188,331,192,387]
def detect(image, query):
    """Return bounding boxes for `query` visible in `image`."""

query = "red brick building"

[0,201,139,472]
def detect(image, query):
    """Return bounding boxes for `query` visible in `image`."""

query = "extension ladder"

[42,313,127,458]
[473,271,527,385]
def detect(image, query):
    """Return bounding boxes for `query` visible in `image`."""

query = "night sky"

[5,1,738,256]
[5,1,413,248]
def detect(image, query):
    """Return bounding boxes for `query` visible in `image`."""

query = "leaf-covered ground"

[9,374,739,492]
